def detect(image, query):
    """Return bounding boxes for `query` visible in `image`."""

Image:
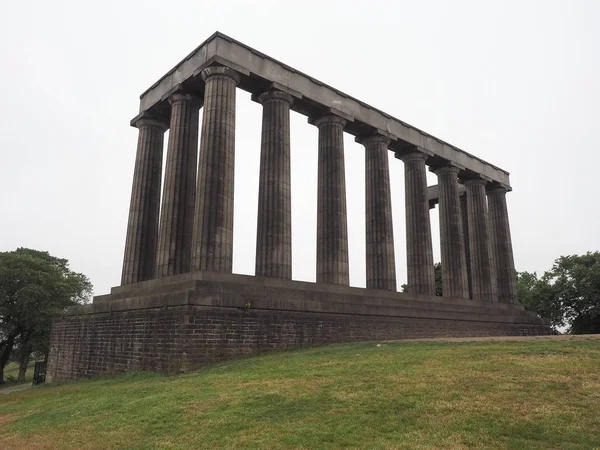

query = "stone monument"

[47,32,550,381]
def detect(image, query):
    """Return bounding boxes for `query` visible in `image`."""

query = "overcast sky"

[1,0,598,296]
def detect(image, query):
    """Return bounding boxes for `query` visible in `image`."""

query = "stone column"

[255,90,293,278]
[488,218,499,304]
[192,66,241,273]
[460,194,473,299]
[488,186,518,303]
[435,166,469,299]
[359,135,396,290]
[121,118,168,285]
[313,114,349,285]
[463,178,494,301]
[400,151,435,295]
[155,93,200,278]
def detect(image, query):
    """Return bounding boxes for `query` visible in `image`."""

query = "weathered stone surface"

[460,195,473,299]
[463,178,494,302]
[191,66,241,273]
[401,151,435,295]
[47,271,552,382]
[359,135,396,291]
[48,307,551,381]
[255,90,293,278]
[488,187,518,304]
[435,166,469,299]
[313,115,349,285]
[155,93,200,277]
[121,119,168,285]
[93,270,535,320]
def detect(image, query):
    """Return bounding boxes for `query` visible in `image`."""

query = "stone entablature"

[133,32,510,188]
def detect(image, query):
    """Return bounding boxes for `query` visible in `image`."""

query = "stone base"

[47,271,551,381]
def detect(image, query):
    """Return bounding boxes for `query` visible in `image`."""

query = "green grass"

[0,362,34,389]
[1,338,600,449]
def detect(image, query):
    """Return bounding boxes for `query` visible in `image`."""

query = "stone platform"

[47,272,551,381]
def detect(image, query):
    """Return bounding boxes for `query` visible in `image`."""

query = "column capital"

[434,165,461,176]
[462,177,489,187]
[309,113,347,128]
[460,173,493,186]
[355,134,391,147]
[429,159,465,175]
[398,150,429,163]
[201,65,242,85]
[395,145,434,162]
[257,89,294,105]
[486,184,511,195]
[130,110,169,129]
[251,82,302,104]
[168,92,202,106]
[132,118,169,132]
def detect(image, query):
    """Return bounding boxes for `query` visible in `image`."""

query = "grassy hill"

[1,337,599,449]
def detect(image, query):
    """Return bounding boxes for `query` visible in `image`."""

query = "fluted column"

[313,114,349,285]
[435,166,469,298]
[488,186,518,303]
[360,135,396,290]
[460,194,473,299]
[400,151,435,295]
[155,93,200,277]
[463,178,494,302]
[121,118,168,285]
[488,217,499,304]
[255,90,293,278]
[192,66,241,273]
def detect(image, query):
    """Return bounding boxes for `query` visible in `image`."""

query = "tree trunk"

[0,333,17,385]
[17,342,32,384]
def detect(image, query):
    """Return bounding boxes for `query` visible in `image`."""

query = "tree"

[516,270,538,308]
[518,252,600,334]
[0,248,92,384]
[401,262,443,296]
[434,262,442,297]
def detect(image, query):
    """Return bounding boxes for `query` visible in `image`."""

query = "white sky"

[1,0,598,296]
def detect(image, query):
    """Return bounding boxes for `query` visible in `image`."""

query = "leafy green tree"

[516,271,538,307]
[518,252,600,334]
[401,262,443,296]
[517,271,563,328]
[0,248,92,384]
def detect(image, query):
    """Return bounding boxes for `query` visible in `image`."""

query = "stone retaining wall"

[48,305,550,381]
